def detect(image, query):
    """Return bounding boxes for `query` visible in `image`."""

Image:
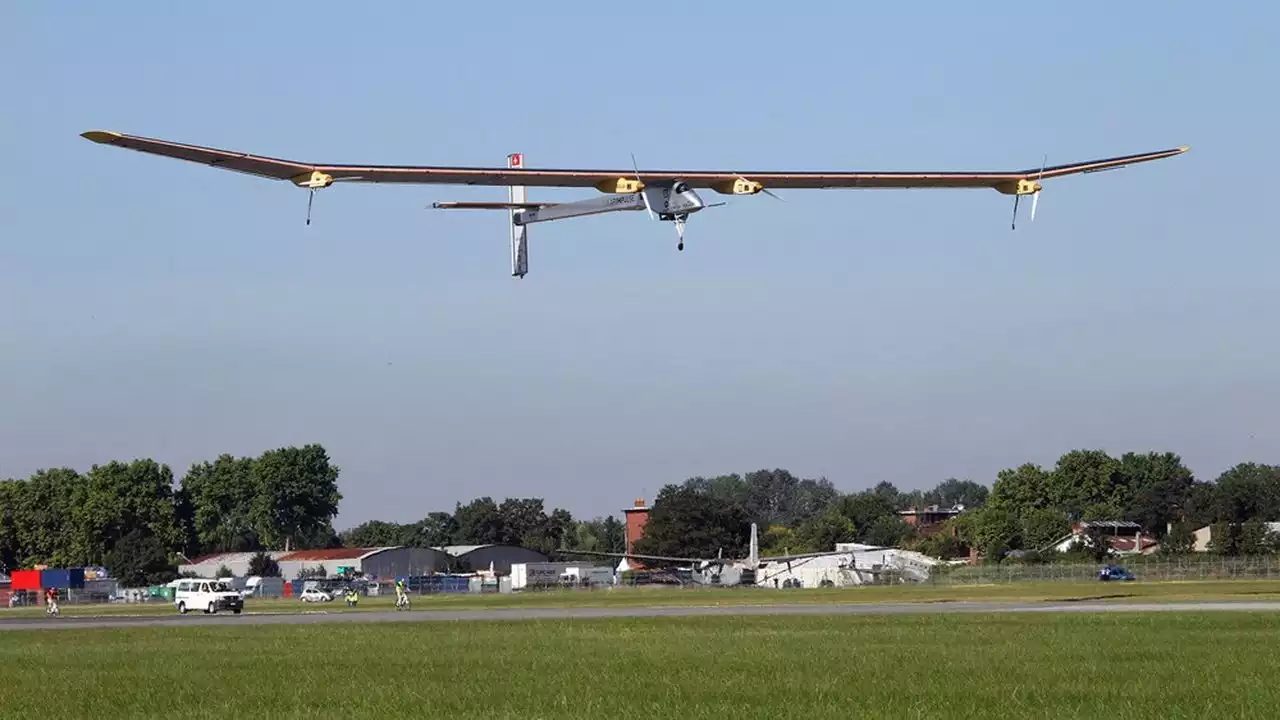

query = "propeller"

[1010,155,1046,230]
[630,153,656,220]
[1030,153,1046,222]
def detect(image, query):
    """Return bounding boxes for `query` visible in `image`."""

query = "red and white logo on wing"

[508,153,523,168]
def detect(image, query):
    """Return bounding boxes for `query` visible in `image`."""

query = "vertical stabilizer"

[749,522,759,567]
[508,153,528,278]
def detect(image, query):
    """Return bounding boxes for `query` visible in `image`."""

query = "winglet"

[81,130,123,144]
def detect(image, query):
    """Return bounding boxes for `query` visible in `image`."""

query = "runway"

[5,599,1280,631]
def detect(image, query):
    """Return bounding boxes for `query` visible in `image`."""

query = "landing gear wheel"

[207,602,216,614]
[178,602,187,614]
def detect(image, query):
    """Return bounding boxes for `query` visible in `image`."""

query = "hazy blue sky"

[3,2,1276,528]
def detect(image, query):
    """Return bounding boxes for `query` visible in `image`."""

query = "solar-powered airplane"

[81,130,1188,278]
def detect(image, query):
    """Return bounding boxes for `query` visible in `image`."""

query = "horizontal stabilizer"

[433,201,559,210]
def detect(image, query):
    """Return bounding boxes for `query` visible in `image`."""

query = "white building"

[1192,522,1280,552]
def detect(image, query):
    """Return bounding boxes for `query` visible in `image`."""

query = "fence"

[924,556,1280,585]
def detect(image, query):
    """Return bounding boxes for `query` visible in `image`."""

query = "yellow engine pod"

[994,178,1042,196]
[595,177,644,193]
[712,177,764,195]
[291,170,334,189]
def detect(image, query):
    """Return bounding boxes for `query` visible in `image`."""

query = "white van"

[173,578,244,614]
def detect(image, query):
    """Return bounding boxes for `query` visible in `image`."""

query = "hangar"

[179,551,290,578]
[278,547,451,580]
[437,545,549,574]
[181,547,452,581]
[181,545,546,579]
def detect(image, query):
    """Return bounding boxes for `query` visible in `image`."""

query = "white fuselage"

[515,181,705,226]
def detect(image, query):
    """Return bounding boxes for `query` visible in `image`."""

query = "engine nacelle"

[711,177,765,195]
[994,178,1042,196]
[596,177,644,194]
[290,170,334,189]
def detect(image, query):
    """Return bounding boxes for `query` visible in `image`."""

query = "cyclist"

[394,577,409,610]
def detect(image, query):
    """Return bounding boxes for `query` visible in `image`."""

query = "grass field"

[1,612,1277,718]
[7,578,1280,618]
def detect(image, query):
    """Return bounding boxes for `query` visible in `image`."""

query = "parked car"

[1098,565,1136,581]
[299,587,332,603]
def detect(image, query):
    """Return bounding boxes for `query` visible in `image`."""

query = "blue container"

[67,568,85,589]
[40,568,71,589]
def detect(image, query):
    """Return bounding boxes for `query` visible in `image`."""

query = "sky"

[2,2,1277,529]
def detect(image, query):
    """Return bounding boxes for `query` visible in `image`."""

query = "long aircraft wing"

[81,130,1188,190]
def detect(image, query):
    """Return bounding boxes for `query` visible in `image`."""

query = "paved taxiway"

[4,600,1280,631]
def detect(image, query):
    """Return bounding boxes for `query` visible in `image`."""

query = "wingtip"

[81,130,122,144]
[1178,145,1191,153]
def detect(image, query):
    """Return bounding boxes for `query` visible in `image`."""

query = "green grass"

[9,578,1280,618]
[1,613,1277,718]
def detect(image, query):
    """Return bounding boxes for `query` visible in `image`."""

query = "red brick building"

[623,497,650,568]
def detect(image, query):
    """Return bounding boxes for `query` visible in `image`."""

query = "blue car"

[1098,565,1136,581]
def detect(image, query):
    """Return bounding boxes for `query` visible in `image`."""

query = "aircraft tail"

[508,152,528,278]
[749,522,759,567]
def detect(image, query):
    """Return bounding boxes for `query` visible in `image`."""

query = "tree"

[1212,463,1280,524]
[791,478,842,526]
[835,490,897,544]
[497,498,551,548]
[741,469,802,528]
[959,505,1022,561]
[594,516,625,554]
[1048,450,1126,520]
[682,470,839,528]
[632,485,751,558]
[923,478,989,509]
[416,512,459,547]
[250,444,342,550]
[914,529,967,560]
[1118,452,1195,536]
[988,464,1052,516]
[1206,521,1239,556]
[863,515,912,548]
[181,454,261,554]
[1238,519,1277,555]
[1020,508,1071,552]
[12,468,84,566]
[248,552,281,577]
[454,497,501,545]
[342,520,418,547]
[103,528,177,587]
[78,459,183,565]
[0,480,22,573]
[1158,522,1196,555]
[794,512,856,552]
[759,524,798,554]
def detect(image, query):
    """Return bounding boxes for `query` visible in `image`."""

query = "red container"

[10,570,41,590]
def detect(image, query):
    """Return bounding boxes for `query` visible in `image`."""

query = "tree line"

[4,445,1278,587]
[620,452,1280,564]
[0,444,341,586]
